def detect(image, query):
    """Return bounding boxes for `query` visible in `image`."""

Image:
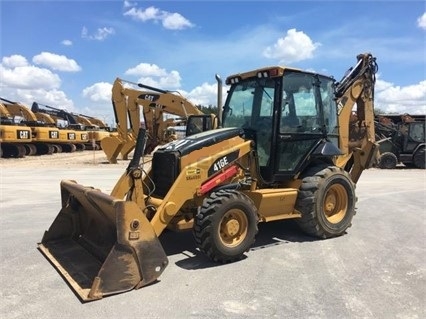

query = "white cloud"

[1,64,61,90]
[82,82,113,102]
[123,5,194,30]
[125,63,168,77]
[376,79,426,114]
[61,39,73,46]
[81,26,115,41]
[2,55,28,68]
[0,54,73,110]
[124,63,182,89]
[33,52,81,72]
[263,28,320,64]
[417,12,426,30]
[123,0,136,8]
[185,82,226,107]
[162,12,194,30]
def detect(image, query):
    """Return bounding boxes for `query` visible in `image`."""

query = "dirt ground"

[0,150,136,168]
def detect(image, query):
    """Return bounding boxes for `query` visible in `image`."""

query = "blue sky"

[1,0,425,125]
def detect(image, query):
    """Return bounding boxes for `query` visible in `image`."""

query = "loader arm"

[334,53,379,182]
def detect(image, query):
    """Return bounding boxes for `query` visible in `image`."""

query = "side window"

[259,87,274,117]
[281,73,316,132]
[320,78,338,135]
[409,123,425,143]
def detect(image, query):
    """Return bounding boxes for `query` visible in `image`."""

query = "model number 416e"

[213,156,228,171]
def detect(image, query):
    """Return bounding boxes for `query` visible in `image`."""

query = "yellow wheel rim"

[219,209,248,247]
[323,184,348,224]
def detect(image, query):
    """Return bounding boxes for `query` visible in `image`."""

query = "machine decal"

[17,130,30,139]
[49,131,59,139]
[139,94,160,102]
[208,150,239,176]
[186,168,201,180]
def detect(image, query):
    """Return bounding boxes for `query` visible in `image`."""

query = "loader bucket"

[100,135,125,163]
[38,180,168,302]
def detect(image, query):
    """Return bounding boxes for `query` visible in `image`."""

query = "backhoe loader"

[101,78,217,163]
[375,114,425,169]
[38,53,378,302]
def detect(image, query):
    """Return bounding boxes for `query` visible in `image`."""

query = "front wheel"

[295,165,356,239]
[378,152,398,169]
[193,190,258,263]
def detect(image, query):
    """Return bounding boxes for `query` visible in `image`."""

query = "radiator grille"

[152,151,179,198]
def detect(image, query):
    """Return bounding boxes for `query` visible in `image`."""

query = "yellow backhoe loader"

[38,53,379,302]
[101,78,217,163]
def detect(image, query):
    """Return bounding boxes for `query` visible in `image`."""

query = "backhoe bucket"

[38,180,168,302]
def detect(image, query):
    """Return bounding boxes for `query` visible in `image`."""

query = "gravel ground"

[0,150,134,168]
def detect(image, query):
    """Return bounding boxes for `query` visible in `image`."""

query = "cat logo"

[186,168,201,180]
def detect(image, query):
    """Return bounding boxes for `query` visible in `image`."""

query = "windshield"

[222,78,275,129]
[222,72,337,136]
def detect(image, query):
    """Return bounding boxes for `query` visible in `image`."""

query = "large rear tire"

[295,165,356,239]
[193,190,258,263]
[413,147,425,169]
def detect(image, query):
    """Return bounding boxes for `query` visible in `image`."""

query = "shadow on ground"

[160,219,316,271]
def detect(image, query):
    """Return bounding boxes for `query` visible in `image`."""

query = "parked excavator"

[101,78,217,163]
[31,102,89,151]
[65,113,112,150]
[38,53,378,302]
[0,101,33,158]
[375,114,425,169]
[1,97,63,155]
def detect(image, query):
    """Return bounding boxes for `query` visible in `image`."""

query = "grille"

[152,150,180,198]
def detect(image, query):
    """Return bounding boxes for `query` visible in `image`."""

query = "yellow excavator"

[1,98,63,155]
[0,101,33,158]
[31,102,89,151]
[39,53,378,301]
[101,78,217,163]
[69,113,115,150]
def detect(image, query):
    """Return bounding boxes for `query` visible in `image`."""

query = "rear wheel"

[378,152,398,169]
[193,190,258,263]
[413,147,425,169]
[295,165,356,239]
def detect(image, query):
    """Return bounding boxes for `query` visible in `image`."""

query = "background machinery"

[101,78,217,163]
[31,102,89,151]
[69,113,115,150]
[31,102,115,150]
[39,53,378,301]
[1,97,63,155]
[0,101,33,158]
[375,114,425,169]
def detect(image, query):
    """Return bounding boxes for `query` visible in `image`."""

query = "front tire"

[193,190,258,263]
[295,165,356,239]
[378,152,398,169]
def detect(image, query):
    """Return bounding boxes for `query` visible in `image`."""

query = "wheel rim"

[323,184,348,224]
[219,209,248,247]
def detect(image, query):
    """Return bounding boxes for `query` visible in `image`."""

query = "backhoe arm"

[335,53,379,182]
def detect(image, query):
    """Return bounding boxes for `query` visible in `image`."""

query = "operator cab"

[222,67,341,183]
